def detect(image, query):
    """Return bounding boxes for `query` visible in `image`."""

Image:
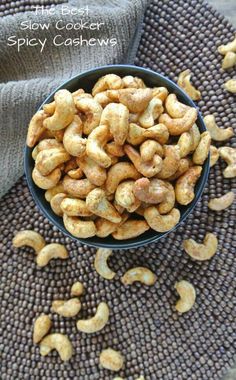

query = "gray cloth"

[0,0,147,198]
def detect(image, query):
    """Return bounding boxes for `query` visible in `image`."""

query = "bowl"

[24,64,210,249]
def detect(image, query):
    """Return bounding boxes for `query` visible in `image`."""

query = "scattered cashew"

[222,51,236,69]
[124,144,162,177]
[52,298,81,317]
[144,207,180,232]
[76,97,103,135]
[139,98,164,128]
[152,86,169,102]
[140,140,163,162]
[121,267,157,286]
[94,248,115,280]
[76,302,109,333]
[92,74,124,96]
[86,188,121,223]
[210,145,219,167]
[60,197,92,217]
[112,219,149,240]
[204,115,234,141]
[127,123,169,145]
[218,147,236,178]
[40,333,73,361]
[133,178,168,204]
[107,88,152,113]
[13,230,46,253]
[192,131,211,165]
[63,213,96,238]
[36,243,68,267]
[101,103,129,145]
[43,89,75,130]
[115,180,141,212]
[165,93,190,118]
[35,147,70,176]
[32,167,61,189]
[33,314,52,344]
[77,155,106,186]
[99,348,124,372]
[183,233,218,261]
[177,69,201,100]
[27,110,47,147]
[105,162,140,194]
[63,176,95,198]
[175,166,202,205]
[159,108,197,136]
[156,145,180,179]
[175,280,196,313]
[218,35,236,55]
[71,282,84,297]
[86,124,112,168]
[224,79,236,93]
[50,192,67,216]
[122,75,146,89]
[63,115,87,157]
[208,191,235,211]
[95,213,129,238]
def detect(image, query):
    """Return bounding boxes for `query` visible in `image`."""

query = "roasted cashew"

[67,167,83,179]
[94,248,116,280]
[159,108,197,136]
[86,124,112,168]
[224,79,236,93]
[139,98,164,128]
[32,167,61,189]
[183,233,218,261]
[167,158,192,181]
[105,162,140,194]
[27,110,47,147]
[13,230,46,254]
[165,93,190,118]
[95,213,129,238]
[71,282,84,296]
[99,348,124,372]
[33,139,63,160]
[77,155,106,186]
[218,147,236,178]
[127,123,169,145]
[115,180,141,212]
[156,145,180,179]
[33,314,52,344]
[204,115,234,141]
[175,280,196,313]
[36,243,68,267]
[112,219,149,240]
[50,193,67,216]
[43,89,75,131]
[60,197,92,217]
[177,124,200,158]
[122,75,146,89]
[157,181,175,214]
[63,213,96,238]
[121,267,157,286]
[210,145,219,167]
[45,182,65,201]
[222,51,236,69]
[177,69,201,100]
[86,188,121,223]
[53,129,65,142]
[36,147,70,176]
[133,178,168,204]
[63,176,95,198]
[107,88,152,113]
[140,140,164,162]
[124,144,162,178]
[105,142,125,157]
[92,74,124,96]
[52,298,81,317]
[218,35,236,55]
[101,103,129,145]
[40,333,73,361]
[192,131,211,165]
[129,112,140,123]
[152,87,169,102]
[76,97,103,135]
[63,115,87,157]
[175,166,202,205]
[144,207,180,232]
[43,89,84,115]
[208,191,235,211]
[76,302,109,333]
[94,91,112,107]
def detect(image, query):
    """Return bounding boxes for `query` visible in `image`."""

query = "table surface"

[208,0,236,26]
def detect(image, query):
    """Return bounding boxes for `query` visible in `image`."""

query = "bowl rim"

[24,64,210,249]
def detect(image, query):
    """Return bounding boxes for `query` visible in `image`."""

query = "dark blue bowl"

[24,64,210,249]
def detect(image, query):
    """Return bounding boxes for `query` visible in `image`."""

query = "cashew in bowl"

[175,280,196,313]
[86,188,121,223]
[115,180,141,212]
[99,348,124,372]
[95,213,129,238]
[222,51,236,69]
[52,298,81,317]
[33,314,52,344]
[208,191,235,211]
[183,233,218,261]
[121,267,157,286]
[177,124,201,158]
[94,248,116,280]
[175,166,202,205]
[204,115,234,141]
[75,97,103,135]
[86,124,112,168]
[36,243,68,267]
[167,158,192,181]
[40,333,73,361]
[124,144,162,177]
[27,110,47,147]
[92,74,124,96]
[61,197,92,217]
[107,88,152,113]
[210,145,219,167]
[218,35,236,55]
[63,115,87,157]
[159,108,197,136]
[139,98,164,128]
[101,103,129,145]
[105,142,125,157]
[156,145,180,179]
[140,140,164,162]
[67,167,83,179]
[105,162,140,194]
[157,181,176,214]
[218,147,236,178]
[63,213,96,238]
[71,281,84,297]
[144,207,180,232]
[63,176,95,198]
[76,302,109,333]
[32,167,61,189]
[127,123,169,145]
[50,193,67,216]
[77,155,107,186]
[177,69,201,100]
[133,178,168,204]
[224,79,236,93]
[123,75,146,89]
[13,230,46,254]
[35,147,70,176]
[112,219,149,240]
[165,93,190,118]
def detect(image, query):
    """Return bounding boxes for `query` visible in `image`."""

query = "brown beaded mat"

[0,0,236,379]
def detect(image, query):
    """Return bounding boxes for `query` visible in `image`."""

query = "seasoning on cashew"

[33,314,52,344]
[175,166,202,205]
[121,267,157,286]
[60,197,92,217]
[101,103,129,145]
[133,178,168,204]
[218,147,236,178]
[13,230,46,254]
[208,191,235,211]
[94,248,116,280]
[127,123,169,145]
[40,333,73,361]
[36,243,69,267]
[177,69,201,100]
[140,139,163,162]
[175,280,196,313]
[139,98,164,128]
[183,233,218,261]
[63,213,96,238]
[86,124,112,168]
[204,115,234,141]
[107,88,152,113]
[63,115,87,157]
[63,176,95,198]
[95,214,129,238]
[76,302,109,333]
[32,167,61,189]
[105,162,140,194]
[76,97,103,135]
[92,74,124,96]
[76,155,107,186]
[115,180,141,212]
[159,108,197,136]
[165,93,190,118]
[156,145,180,179]
[35,147,70,176]
[45,182,65,201]
[144,207,180,232]
[99,348,124,372]
[52,298,81,317]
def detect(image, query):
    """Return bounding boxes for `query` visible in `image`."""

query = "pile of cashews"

[27,73,214,240]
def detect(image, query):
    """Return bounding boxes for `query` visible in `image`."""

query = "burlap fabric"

[0,0,235,379]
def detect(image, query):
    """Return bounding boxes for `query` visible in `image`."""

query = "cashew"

[192,131,211,165]
[210,145,219,167]
[35,147,70,176]
[167,158,192,181]
[34,139,63,158]
[33,314,52,344]
[115,180,141,212]
[53,129,65,142]
[129,112,140,123]
[177,124,200,158]
[124,144,162,178]
[159,108,197,135]
[64,157,78,172]
[218,35,236,55]
[52,298,81,317]
[208,191,235,211]
[50,193,67,216]
[86,188,121,223]
[63,115,87,157]
[140,140,164,162]
[43,89,85,115]
[27,110,47,147]
[76,97,103,135]
[94,248,115,280]
[76,302,109,333]
[105,162,140,194]
[40,333,73,361]
[121,267,157,286]
[76,155,106,186]
[71,282,84,296]
[175,280,196,313]
[177,69,201,100]
[60,197,92,217]
[144,207,180,232]
[175,166,202,205]
[165,93,190,118]
[123,75,146,89]
[133,178,168,204]
[92,74,124,96]
[204,115,234,141]
[95,213,129,238]
[94,91,112,107]
[13,230,46,253]
[101,103,129,145]
[127,123,169,145]
[106,142,125,157]
[99,348,124,372]
[157,181,176,214]
[107,88,152,113]
[139,98,164,128]
[222,51,236,69]
[86,124,112,168]
[183,233,218,261]
[67,167,83,179]
[152,87,169,102]
[45,182,65,201]
[36,243,68,267]
[218,147,236,178]
[63,176,95,198]
[112,219,149,240]
[63,213,96,238]
[156,145,181,179]
[32,167,61,189]
[224,79,236,93]
[43,89,75,130]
